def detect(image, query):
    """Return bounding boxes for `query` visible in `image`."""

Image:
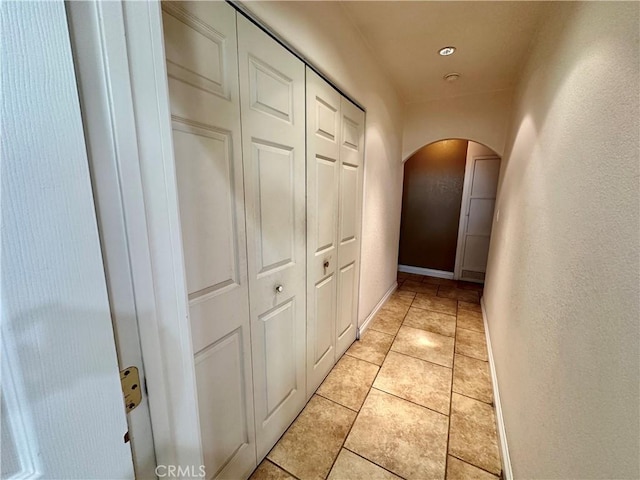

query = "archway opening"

[398,138,501,284]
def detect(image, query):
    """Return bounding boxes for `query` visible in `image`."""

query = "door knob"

[275,284,284,293]
[324,260,330,269]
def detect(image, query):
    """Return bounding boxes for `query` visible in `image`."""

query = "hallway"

[250,273,500,480]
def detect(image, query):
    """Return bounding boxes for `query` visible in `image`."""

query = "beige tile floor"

[250,272,501,480]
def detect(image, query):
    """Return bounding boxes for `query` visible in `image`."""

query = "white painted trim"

[68,0,203,472]
[481,297,513,480]
[398,265,454,280]
[358,282,397,337]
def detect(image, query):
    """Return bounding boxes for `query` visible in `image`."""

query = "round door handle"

[324,260,330,269]
[275,285,284,294]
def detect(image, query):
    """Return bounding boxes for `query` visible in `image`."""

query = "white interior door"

[458,156,501,282]
[237,16,307,461]
[2,1,133,477]
[305,68,341,395]
[162,3,257,478]
[336,98,365,356]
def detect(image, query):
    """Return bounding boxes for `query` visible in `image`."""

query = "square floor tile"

[446,456,498,480]
[346,329,394,366]
[413,294,457,316]
[391,326,455,368]
[250,460,296,480]
[388,292,414,307]
[458,301,482,314]
[455,328,488,361]
[345,389,448,480]
[369,307,406,336]
[374,351,452,415]
[453,354,493,404]
[457,309,484,333]
[317,354,379,411]
[437,286,480,304]
[328,449,401,480]
[268,395,356,480]
[392,289,416,301]
[399,280,438,296]
[404,307,456,337]
[384,296,413,314]
[449,393,501,475]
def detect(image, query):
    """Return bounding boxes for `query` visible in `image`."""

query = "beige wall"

[402,89,513,160]
[484,2,640,478]
[243,2,404,325]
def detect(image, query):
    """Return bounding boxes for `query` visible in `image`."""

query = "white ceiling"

[340,1,551,104]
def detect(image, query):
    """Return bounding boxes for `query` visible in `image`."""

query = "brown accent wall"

[399,139,468,272]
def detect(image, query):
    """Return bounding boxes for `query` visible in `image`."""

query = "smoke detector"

[443,72,461,82]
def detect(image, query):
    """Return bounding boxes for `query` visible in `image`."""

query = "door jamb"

[66,0,203,472]
[453,154,501,281]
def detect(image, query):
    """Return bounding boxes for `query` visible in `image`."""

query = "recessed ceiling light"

[443,72,461,82]
[439,46,456,56]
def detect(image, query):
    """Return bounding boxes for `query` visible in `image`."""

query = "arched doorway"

[398,139,501,283]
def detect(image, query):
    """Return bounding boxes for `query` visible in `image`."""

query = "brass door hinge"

[120,366,142,413]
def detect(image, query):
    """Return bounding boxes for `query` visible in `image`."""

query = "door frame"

[66,0,203,473]
[454,154,501,281]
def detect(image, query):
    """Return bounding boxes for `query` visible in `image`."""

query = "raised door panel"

[470,158,500,198]
[305,68,341,395]
[237,16,306,461]
[162,3,257,479]
[336,98,365,357]
[466,198,495,236]
[195,332,250,479]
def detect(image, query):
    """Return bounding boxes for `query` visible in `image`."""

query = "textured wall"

[1,1,133,477]
[402,89,513,160]
[244,2,405,324]
[484,2,640,477]
[399,140,468,271]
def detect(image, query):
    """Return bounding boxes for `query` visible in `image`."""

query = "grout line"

[368,387,449,418]
[343,447,408,479]
[454,351,489,363]
[322,297,413,479]
[387,347,453,370]
[314,391,360,413]
[448,453,501,478]
[263,459,301,480]
[444,299,458,479]
[451,390,494,407]
[343,351,385,368]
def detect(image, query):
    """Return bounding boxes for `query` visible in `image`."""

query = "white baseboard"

[358,281,397,338]
[481,297,513,480]
[398,264,454,279]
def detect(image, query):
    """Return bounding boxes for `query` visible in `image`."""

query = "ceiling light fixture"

[438,46,456,56]
[443,72,461,82]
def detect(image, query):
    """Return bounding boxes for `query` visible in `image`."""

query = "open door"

[2,2,134,477]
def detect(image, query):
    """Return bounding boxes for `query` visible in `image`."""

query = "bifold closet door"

[335,98,365,357]
[306,69,341,394]
[162,2,256,479]
[237,16,307,460]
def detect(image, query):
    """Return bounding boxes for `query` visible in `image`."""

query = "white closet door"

[162,3,257,479]
[237,16,307,460]
[460,156,500,282]
[305,68,341,395]
[336,98,365,357]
